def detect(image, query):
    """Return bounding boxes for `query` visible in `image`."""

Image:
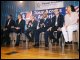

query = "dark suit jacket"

[15,19,25,33]
[51,14,64,28]
[27,20,38,32]
[5,19,15,33]
[31,20,38,31]
[39,18,51,29]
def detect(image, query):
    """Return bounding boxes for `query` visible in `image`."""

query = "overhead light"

[20,1,23,3]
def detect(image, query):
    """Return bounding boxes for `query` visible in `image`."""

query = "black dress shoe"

[33,44,39,48]
[15,44,19,47]
[78,49,79,51]
[45,47,49,50]
[52,39,56,44]
[45,44,49,48]
[69,41,72,44]
[33,44,36,47]
[65,42,69,44]
[34,46,39,48]
[56,43,59,46]
[65,44,68,47]
[6,45,10,47]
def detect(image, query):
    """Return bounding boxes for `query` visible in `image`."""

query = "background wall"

[1,1,79,27]
[1,1,35,27]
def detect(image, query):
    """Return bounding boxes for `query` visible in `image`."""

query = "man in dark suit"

[15,14,25,46]
[34,11,51,48]
[45,8,64,45]
[26,16,38,42]
[4,15,15,46]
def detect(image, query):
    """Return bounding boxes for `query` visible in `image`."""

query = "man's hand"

[57,27,61,31]
[15,27,20,29]
[64,25,68,29]
[29,23,32,27]
[3,28,7,31]
[42,23,45,27]
[47,27,52,31]
[40,23,45,28]
[11,26,14,28]
[42,23,44,25]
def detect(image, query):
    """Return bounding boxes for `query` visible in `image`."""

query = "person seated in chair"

[34,11,51,49]
[26,16,38,42]
[15,14,25,46]
[45,8,64,45]
[4,14,15,46]
[61,5,79,44]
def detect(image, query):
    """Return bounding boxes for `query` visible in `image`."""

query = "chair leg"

[72,42,74,50]
[54,43,57,49]
[22,41,24,48]
[12,40,15,48]
[49,40,52,50]
[61,35,65,53]
[25,41,28,49]
[10,40,12,47]
[59,39,61,48]
[62,43,65,54]
[78,30,79,50]
[20,40,23,47]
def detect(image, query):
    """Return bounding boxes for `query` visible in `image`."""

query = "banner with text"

[34,1,64,10]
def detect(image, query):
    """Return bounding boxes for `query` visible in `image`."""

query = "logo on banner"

[32,7,65,21]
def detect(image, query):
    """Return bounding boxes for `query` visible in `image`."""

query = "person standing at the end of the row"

[61,5,79,44]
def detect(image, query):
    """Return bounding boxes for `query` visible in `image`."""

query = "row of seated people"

[1,14,25,46]
[1,5,79,50]
[1,10,63,48]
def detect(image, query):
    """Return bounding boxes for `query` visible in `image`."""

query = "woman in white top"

[61,5,79,43]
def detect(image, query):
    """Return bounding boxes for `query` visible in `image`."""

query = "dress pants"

[26,29,32,41]
[15,29,21,46]
[26,29,35,42]
[34,28,48,47]
[5,30,10,46]
[45,26,62,44]
[15,34,20,46]
[61,24,78,42]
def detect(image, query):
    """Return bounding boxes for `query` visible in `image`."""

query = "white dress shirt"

[55,15,58,26]
[65,12,79,26]
[7,19,11,26]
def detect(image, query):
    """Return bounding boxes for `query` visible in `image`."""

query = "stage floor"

[1,43,79,59]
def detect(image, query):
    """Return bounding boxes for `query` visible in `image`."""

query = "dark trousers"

[15,29,21,46]
[15,34,20,46]
[4,30,10,46]
[34,28,48,47]
[26,29,35,42]
[45,26,62,44]
[1,31,10,46]
[26,30,32,41]
[2,29,15,46]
